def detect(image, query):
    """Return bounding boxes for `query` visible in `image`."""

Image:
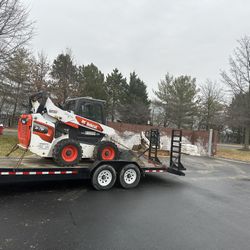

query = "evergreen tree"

[105,68,127,121]
[128,72,150,106]
[227,92,250,145]
[152,73,173,127]
[1,48,32,125]
[0,73,10,114]
[154,74,199,129]
[50,51,77,103]
[119,72,150,124]
[77,63,106,100]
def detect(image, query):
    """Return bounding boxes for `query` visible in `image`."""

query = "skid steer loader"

[17,92,119,166]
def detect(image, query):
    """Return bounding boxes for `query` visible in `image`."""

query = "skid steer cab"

[18,92,119,166]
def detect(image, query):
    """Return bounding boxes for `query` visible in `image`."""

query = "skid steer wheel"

[119,164,141,189]
[94,141,119,161]
[92,164,117,190]
[52,139,82,166]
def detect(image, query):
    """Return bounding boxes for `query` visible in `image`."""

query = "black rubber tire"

[119,164,141,189]
[93,141,119,161]
[92,164,117,191]
[52,139,82,167]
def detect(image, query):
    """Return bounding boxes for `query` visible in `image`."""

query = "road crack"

[69,209,77,226]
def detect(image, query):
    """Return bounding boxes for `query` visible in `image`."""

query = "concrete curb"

[214,156,250,165]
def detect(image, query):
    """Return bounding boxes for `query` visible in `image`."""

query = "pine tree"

[105,68,127,121]
[128,72,150,106]
[0,73,10,115]
[154,74,199,129]
[152,73,173,127]
[77,63,106,100]
[119,72,150,124]
[227,92,250,146]
[50,51,77,103]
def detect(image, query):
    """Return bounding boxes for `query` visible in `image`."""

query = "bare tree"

[0,0,33,65]
[150,100,167,127]
[31,51,50,92]
[0,73,8,113]
[221,36,250,149]
[199,80,224,131]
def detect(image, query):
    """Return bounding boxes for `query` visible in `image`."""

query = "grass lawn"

[216,148,250,162]
[0,134,31,157]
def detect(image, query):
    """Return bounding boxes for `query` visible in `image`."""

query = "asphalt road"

[0,156,249,250]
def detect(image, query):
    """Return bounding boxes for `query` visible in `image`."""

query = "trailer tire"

[52,139,82,166]
[94,141,119,161]
[92,164,116,190]
[119,164,141,189]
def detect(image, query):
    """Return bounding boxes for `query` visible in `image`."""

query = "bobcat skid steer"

[17,92,119,166]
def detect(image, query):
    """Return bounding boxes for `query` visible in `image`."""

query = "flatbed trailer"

[0,130,186,190]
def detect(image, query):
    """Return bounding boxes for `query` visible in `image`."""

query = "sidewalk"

[217,143,242,150]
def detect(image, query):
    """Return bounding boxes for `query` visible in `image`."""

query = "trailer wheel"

[119,164,141,189]
[94,141,119,161]
[92,164,116,190]
[53,139,82,166]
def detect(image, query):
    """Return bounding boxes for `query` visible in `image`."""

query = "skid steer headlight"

[33,124,48,134]
[21,118,27,124]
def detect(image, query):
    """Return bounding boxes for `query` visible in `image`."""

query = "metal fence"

[0,114,19,127]
[107,121,218,155]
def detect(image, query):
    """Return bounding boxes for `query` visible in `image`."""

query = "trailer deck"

[0,156,92,169]
[0,129,186,190]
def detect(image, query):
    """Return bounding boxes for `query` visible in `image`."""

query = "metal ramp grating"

[169,129,186,174]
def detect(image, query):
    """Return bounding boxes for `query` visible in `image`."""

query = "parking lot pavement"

[0,155,249,250]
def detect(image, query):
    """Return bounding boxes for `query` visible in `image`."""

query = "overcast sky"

[23,0,250,98]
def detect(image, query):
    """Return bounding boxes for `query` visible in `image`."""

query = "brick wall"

[107,121,218,155]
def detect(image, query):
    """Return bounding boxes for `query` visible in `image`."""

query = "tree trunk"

[111,101,115,122]
[10,83,21,127]
[11,100,18,127]
[243,127,250,150]
[0,97,6,114]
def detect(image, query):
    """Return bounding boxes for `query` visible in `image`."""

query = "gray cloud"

[24,0,250,97]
